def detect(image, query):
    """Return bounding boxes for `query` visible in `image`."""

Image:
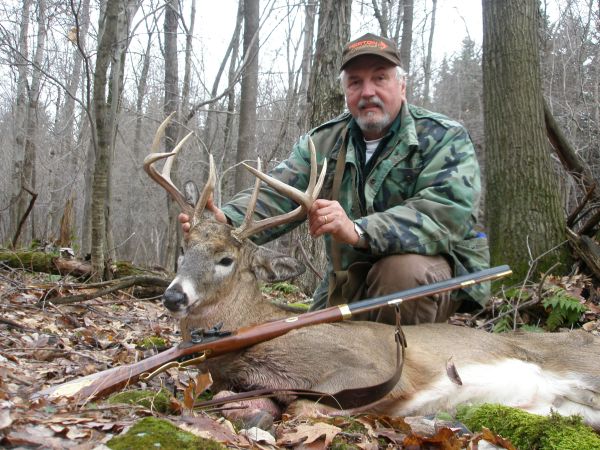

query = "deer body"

[200,309,600,428]
[145,118,600,429]
[165,215,600,430]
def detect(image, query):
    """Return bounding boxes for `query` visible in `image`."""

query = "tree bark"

[482,0,571,282]
[48,0,91,240]
[307,0,350,125]
[221,2,244,202]
[90,0,139,280]
[91,0,118,280]
[234,0,260,192]
[9,0,33,245]
[127,25,154,257]
[296,0,316,132]
[421,0,437,106]
[399,0,413,79]
[162,0,182,271]
[293,0,351,295]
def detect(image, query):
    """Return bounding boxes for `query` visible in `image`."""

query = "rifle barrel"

[348,264,511,316]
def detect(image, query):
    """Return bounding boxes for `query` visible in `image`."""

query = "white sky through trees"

[195,0,484,83]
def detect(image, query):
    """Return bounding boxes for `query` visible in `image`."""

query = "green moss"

[341,418,367,435]
[107,389,173,414]
[284,301,310,311]
[261,281,298,295]
[541,412,600,450]
[107,417,225,450]
[457,404,600,449]
[136,336,168,350]
[0,250,57,272]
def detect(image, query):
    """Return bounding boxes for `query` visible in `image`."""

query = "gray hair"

[339,66,407,88]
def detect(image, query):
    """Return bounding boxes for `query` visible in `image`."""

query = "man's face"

[342,55,406,140]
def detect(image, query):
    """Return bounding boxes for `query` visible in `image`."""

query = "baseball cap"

[340,33,402,70]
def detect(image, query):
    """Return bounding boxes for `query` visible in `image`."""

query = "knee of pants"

[366,253,451,296]
[364,254,456,325]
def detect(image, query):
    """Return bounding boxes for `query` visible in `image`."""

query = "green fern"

[542,286,587,331]
[492,304,514,333]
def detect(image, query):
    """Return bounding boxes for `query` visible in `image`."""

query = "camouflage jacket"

[222,103,490,309]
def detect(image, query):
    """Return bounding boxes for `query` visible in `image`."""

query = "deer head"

[144,113,326,335]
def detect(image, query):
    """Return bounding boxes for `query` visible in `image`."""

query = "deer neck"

[179,270,290,341]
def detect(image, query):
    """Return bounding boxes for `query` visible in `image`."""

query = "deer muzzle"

[162,283,188,315]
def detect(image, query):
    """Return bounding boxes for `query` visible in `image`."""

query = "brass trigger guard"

[139,352,208,382]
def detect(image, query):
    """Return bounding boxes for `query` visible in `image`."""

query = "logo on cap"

[348,39,388,53]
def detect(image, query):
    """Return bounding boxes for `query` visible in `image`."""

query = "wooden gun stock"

[31,265,511,404]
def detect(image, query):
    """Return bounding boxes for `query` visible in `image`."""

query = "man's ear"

[251,246,306,282]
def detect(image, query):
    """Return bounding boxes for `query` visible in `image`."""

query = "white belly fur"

[397,358,600,429]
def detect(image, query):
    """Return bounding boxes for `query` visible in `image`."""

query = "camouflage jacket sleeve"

[356,110,482,257]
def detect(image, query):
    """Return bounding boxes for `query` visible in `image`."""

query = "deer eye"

[218,257,234,267]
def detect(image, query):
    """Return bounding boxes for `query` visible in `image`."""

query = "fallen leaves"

[277,421,342,448]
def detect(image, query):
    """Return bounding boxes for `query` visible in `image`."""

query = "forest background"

[0,0,598,294]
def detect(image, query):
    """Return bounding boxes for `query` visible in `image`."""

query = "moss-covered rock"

[457,404,600,449]
[107,389,173,414]
[107,417,225,450]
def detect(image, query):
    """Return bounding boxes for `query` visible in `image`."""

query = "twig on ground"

[37,275,170,306]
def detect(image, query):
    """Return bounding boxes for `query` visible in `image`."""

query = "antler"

[144,112,216,226]
[232,137,327,241]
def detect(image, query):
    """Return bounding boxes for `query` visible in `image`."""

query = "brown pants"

[361,254,458,325]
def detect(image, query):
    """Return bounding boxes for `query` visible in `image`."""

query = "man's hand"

[308,199,360,245]
[178,197,227,233]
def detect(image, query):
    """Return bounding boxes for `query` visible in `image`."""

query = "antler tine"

[308,137,327,201]
[191,154,217,225]
[232,137,327,241]
[143,113,195,216]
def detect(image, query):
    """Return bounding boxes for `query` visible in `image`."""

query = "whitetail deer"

[145,115,600,430]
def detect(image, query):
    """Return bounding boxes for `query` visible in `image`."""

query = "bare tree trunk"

[205,3,242,153]
[48,0,91,240]
[91,0,120,279]
[392,0,404,42]
[234,0,259,192]
[163,0,181,271]
[297,0,316,132]
[81,136,95,256]
[180,0,195,119]
[307,0,350,125]
[127,23,154,258]
[293,0,351,295]
[421,0,437,106]
[90,0,138,279]
[9,0,32,243]
[265,9,305,163]
[399,0,413,99]
[482,0,571,282]
[220,2,244,202]
[371,0,390,37]
[21,0,47,243]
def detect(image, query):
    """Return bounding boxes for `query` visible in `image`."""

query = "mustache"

[358,96,384,110]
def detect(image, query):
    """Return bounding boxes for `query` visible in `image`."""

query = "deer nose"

[163,285,187,311]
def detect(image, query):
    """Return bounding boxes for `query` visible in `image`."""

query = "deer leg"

[211,390,280,430]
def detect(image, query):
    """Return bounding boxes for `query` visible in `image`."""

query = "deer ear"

[251,247,306,282]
